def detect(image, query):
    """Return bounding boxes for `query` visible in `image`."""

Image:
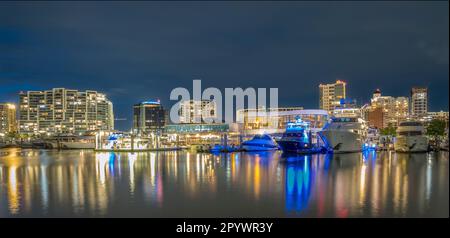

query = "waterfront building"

[165,123,231,145]
[426,111,449,122]
[18,88,114,135]
[368,89,409,128]
[165,123,229,134]
[411,87,428,117]
[0,103,17,134]
[319,80,347,112]
[423,111,449,128]
[133,100,166,135]
[179,100,217,123]
[236,107,328,135]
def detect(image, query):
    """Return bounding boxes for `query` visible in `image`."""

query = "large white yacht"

[319,108,367,153]
[241,134,279,151]
[394,121,429,153]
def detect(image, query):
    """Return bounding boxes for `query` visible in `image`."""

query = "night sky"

[0,1,448,130]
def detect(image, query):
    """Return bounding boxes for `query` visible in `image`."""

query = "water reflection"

[283,155,313,214]
[0,148,448,217]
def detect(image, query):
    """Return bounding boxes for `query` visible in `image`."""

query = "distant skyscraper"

[411,87,428,116]
[133,100,166,134]
[319,80,346,112]
[0,103,17,134]
[369,89,409,128]
[179,100,216,123]
[18,88,114,135]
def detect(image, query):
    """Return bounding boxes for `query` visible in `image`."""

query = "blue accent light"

[286,116,310,132]
[362,142,377,151]
[109,153,116,175]
[285,160,312,213]
[141,100,161,105]
[108,133,122,141]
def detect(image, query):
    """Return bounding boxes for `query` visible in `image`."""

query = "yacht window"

[399,122,422,127]
[332,118,357,123]
[399,131,423,136]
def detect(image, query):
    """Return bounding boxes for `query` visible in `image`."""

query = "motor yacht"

[319,108,367,153]
[394,121,429,153]
[241,134,278,151]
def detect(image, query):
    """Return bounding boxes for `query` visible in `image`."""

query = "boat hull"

[320,130,363,153]
[277,140,315,154]
[394,136,429,153]
[242,144,278,151]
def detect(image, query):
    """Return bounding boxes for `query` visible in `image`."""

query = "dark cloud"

[0,1,448,130]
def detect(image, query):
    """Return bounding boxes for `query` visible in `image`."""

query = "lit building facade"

[369,89,409,128]
[426,111,449,121]
[411,87,428,117]
[133,100,166,134]
[0,103,17,134]
[236,107,328,135]
[18,88,114,135]
[319,80,346,112]
[165,123,231,146]
[179,100,216,123]
[423,111,449,128]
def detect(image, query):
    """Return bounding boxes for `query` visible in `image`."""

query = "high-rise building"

[18,88,114,135]
[133,100,166,134]
[0,103,17,134]
[369,89,409,128]
[319,80,346,112]
[179,100,216,123]
[411,87,428,116]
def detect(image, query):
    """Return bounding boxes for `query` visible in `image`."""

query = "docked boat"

[394,121,429,153]
[44,134,95,149]
[365,127,379,150]
[241,134,278,151]
[277,117,321,154]
[319,108,367,153]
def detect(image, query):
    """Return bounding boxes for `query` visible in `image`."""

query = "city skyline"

[0,1,448,131]
[0,1,449,223]
[0,80,447,132]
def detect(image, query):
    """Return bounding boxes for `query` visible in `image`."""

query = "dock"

[94,147,187,152]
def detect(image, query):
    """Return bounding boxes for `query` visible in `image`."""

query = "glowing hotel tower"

[319,80,347,112]
[18,88,114,135]
[368,89,409,128]
[411,87,428,117]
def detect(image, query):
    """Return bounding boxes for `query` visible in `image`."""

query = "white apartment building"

[18,88,114,135]
[178,100,217,124]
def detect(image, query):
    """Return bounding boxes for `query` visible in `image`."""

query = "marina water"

[0,148,448,217]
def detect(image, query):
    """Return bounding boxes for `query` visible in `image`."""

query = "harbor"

[0,1,448,221]
[2,106,448,155]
